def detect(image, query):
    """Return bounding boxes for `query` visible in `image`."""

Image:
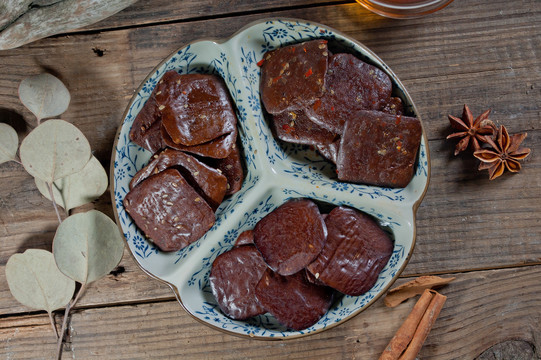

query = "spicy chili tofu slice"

[260,39,329,114]
[305,53,392,134]
[337,110,422,188]
[272,109,337,146]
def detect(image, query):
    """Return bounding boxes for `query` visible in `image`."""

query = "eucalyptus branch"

[47,182,63,223]
[48,312,60,339]
[55,283,87,360]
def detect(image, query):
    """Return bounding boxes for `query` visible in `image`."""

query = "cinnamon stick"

[384,275,455,308]
[379,289,447,360]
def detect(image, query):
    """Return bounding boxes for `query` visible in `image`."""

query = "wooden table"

[1,0,540,358]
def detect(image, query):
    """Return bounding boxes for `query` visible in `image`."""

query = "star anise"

[447,105,496,155]
[473,125,531,180]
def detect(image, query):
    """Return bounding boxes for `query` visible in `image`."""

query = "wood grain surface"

[1,0,540,358]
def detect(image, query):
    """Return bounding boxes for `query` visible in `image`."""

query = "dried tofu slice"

[260,39,329,114]
[382,96,405,116]
[129,148,227,210]
[272,109,336,146]
[305,53,392,134]
[337,110,422,188]
[253,199,327,276]
[123,168,215,252]
[316,138,340,164]
[209,245,267,320]
[234,230,254,247]
[203,142,244,195]
[129,94,164,153]
[156,71,237,146]
[161,122,237,159]
[307,206,393,296]
[255,269,334,331]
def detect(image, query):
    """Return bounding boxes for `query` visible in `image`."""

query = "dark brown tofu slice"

[156,71,237,146]
[234,229,254,247]
[203,142,244,195]
[316,138,340,164]
[209,245,267,320]
[307,206,393,296]
[253,199,327,276]
[382,96,405,116]
[255,269,334,330]
[305,53,392,134]
[337,110,422,188]
[123,168,215,252]
[161,122,237,159]
[260,39,329,114]
[129,93,164,153]
[129,148,228,210]
[272,109,336,146]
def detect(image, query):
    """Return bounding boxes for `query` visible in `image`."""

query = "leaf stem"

[48,311,59,339]
[55,283,86,360]
[47,182,63,224]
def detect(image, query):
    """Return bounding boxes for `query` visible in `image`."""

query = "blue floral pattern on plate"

[112,19,429,339]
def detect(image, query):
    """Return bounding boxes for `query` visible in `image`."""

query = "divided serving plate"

[111,18,430,339]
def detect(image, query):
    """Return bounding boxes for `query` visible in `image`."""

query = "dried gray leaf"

[18,73,70,121]
[5,249,75,313]
[0,123,18,164]
[19,119,91,183]
[53,210,124,284]
[35,155,108,212]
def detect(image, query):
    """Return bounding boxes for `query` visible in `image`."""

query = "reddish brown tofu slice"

[260,39,329,114]
[209,245,267,320]
[203,142,244,195]
[272,109,336,146]
[255,269,334,330]
[234,230,254,247]
[123,169,215,252]
[337,110,422,188]
[253,199,327,276]
[129,93,164,153]
[307,206,393,296]
[156,71,237,146]
[382,97,405,116]
[129,148,228,210]
[161,123,237,159]
[305,53,392,134]
[316,139,340,164]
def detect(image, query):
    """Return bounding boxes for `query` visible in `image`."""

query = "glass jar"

[356,0,454,19]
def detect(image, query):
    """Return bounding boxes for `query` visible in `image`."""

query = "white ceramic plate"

[111,18,430,339]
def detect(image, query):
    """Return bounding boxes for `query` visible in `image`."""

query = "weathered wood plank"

[1,266,540,359]
[77,0,350,32]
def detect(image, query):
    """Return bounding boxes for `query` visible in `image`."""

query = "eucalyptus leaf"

[19,119,91,184]
[0,123,18,164]
[53,210,124,284]
[5,249,75,313]
[34,155,108,212]
[18,73,70,121]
